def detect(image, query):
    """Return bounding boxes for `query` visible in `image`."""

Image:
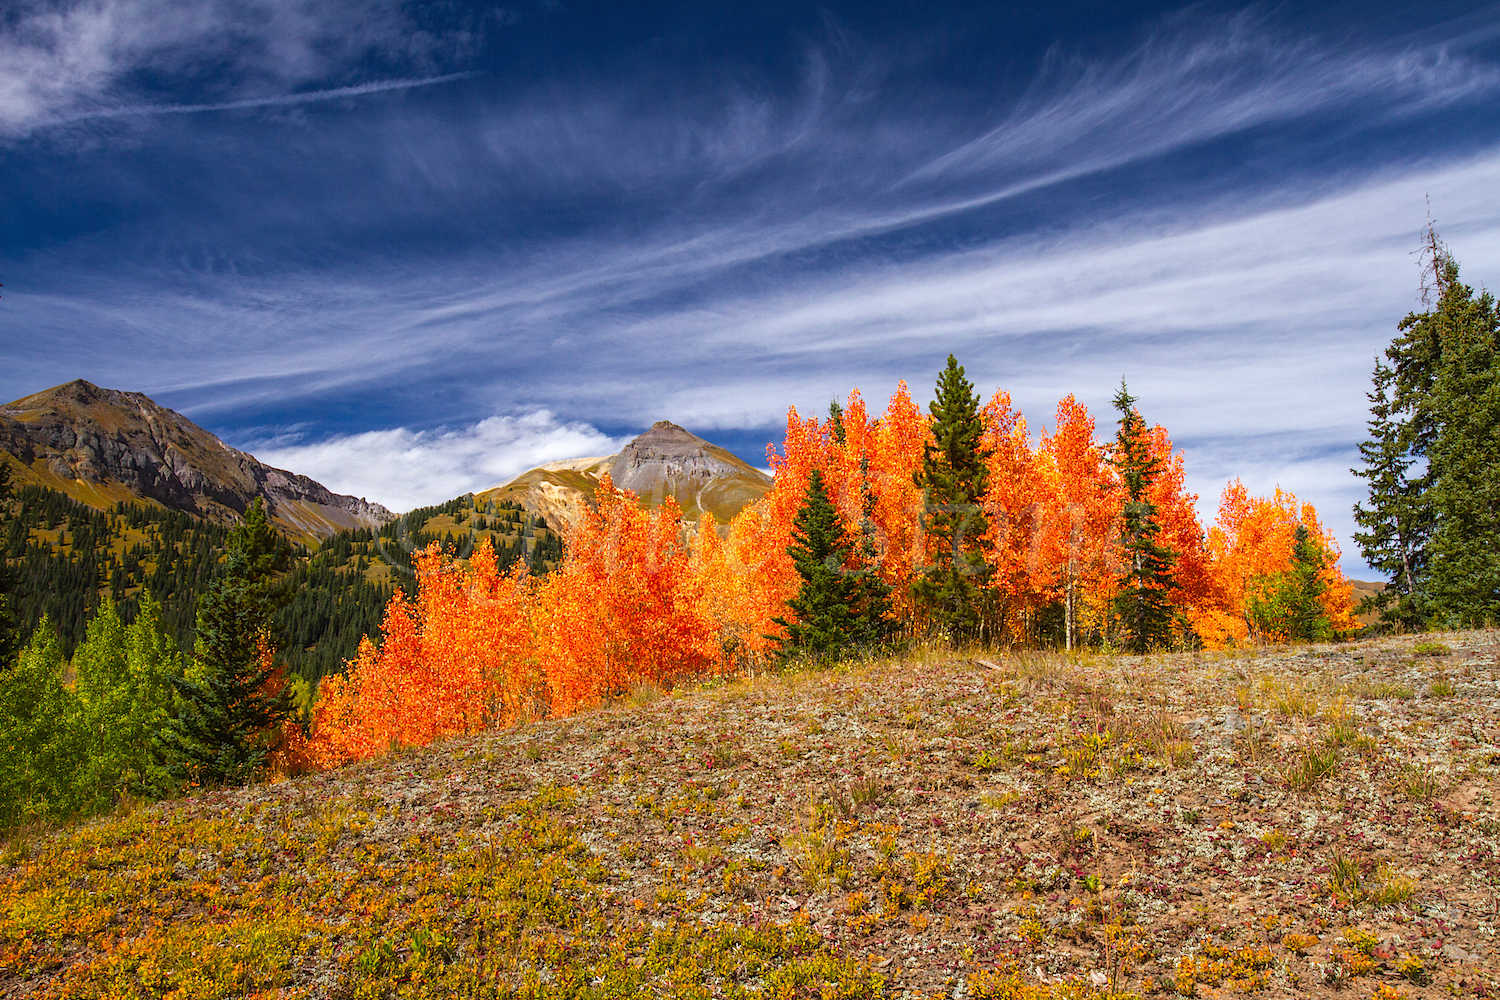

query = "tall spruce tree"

[1351,360,1432,631]
[912,355,993,643]
[828,399,847,445]
[1355,228,1500,629]
[773,469,893,662]
[1111,382,1178,653]
[1425,260,1500,626]
[155,498,292,786]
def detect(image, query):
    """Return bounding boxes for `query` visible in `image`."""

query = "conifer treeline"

[0,484,562,683]
[2,484,229,654]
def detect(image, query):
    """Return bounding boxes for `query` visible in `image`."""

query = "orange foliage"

[1037,396,1123,644]
[691,514,776,665]
[308,537,532,768]
[1144,425,1212,609]
[864,383,930,610]
[978,390,1052,636]
[738,383,929,636]
[1188,481,1358,647]
[739,406,830,634]
[533,476,722,716]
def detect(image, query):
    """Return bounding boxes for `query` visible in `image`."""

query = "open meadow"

[3,631,1497,999]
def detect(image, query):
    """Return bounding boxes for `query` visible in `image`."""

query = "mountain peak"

[618,421,717,461]
[0,381,393,544]
[8,379,127,414]
[477,420,771,530]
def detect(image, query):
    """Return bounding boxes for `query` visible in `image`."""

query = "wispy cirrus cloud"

[0,0,486,135]
[40,72,479,125]
[4,5,1500,574]
[909,14,1500,193]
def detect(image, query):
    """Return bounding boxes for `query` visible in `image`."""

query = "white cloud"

[44,72,477,124]
[247,410,625,512]
[0,0,460,134]
[14,148,1500,576]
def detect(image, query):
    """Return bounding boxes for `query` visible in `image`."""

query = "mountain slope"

[4,632,1497,997]
[476,420,772,530]
[0,380,393,546]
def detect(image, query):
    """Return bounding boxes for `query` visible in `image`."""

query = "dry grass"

[4,630,1500,998]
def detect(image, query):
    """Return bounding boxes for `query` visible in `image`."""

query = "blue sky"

[3,1,1500,576]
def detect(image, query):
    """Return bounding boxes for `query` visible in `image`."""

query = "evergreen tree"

[1355,230,1500,629]
[1111,382,1178,653]
[1351,360,1432,631]
[228,496,296,608]
[773,469,893,662]
[1249,525,1335,643]
[0,462,19,667]
[1423,260,1500,626]
[912,355,993,642]
[155,499,292,786]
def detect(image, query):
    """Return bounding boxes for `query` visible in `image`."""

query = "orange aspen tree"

[308,538,531,767]
[691,513,778,666]
[1194,480,1281,646]
[534,476,720,715]
[865,382,930,617]
[743,407,834,624]
[1039,396,1122,649]
[977,389,1051,641]
[829,385,932,617]
[419,537,538,725]
[1144,424,1212,617]
[734,384,930,636]
[310,587,422,766]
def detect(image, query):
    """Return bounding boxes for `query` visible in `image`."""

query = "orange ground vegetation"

[303,382,1358,766]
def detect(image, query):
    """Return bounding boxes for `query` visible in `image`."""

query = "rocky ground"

[3,631,1498,998]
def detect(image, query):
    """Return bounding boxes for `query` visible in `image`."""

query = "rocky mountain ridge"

[475,420,772,530]
[0,380,393,545]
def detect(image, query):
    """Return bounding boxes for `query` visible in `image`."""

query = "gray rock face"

[478,420,772,531]
[0,380,393,541]
[607,421,769,498]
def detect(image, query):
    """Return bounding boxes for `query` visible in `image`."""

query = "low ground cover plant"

[3,630,1497,998]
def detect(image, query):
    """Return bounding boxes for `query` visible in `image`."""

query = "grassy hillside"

[3,634,1497,998]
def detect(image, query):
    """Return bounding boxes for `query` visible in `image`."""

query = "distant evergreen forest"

[4,484,230,655]
[0,484,563,683]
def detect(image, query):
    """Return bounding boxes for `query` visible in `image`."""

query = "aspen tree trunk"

[1065,570,1074,652]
